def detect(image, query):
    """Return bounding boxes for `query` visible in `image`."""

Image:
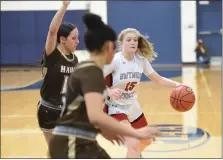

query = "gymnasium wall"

[180,1,197,63]
[1,1,222,65]
[197,0,222,57]
[1,1,89,65]
[107,1,182,64]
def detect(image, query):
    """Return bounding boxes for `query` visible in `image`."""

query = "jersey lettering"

[120,72,142,80]
[60,66,75,73]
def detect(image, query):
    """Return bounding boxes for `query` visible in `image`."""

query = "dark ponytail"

[83,13,117,53]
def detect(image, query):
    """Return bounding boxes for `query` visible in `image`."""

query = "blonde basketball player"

[103,28,186,158]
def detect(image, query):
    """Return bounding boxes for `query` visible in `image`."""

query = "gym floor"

[1,65,222,158]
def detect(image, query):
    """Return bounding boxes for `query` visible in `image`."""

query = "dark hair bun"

[83,13,104,30]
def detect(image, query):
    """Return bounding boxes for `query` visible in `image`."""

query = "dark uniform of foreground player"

[49,13,160,158]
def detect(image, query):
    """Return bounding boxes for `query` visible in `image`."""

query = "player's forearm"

[49,5,69,33]
[158,77,180,88]
[92,113,139,138]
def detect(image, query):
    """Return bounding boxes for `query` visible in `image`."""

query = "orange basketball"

[170,85,195,112]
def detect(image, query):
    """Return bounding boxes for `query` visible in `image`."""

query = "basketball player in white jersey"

[103,28,186,158]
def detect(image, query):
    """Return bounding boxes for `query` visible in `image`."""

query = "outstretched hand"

[62,0,71,6]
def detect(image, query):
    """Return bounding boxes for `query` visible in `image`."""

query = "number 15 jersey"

[103,52,154,105]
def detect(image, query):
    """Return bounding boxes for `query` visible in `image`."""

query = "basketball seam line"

[170,97,194,103]
[176,86,185,109]
[171,87,177,105]
[180,100,187,110]
[180,92,194,99]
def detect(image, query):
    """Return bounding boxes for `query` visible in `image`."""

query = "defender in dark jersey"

[36,0,79,156]
[49,13,161,158]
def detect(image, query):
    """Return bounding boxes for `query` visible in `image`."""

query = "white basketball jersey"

[103,52,155,105]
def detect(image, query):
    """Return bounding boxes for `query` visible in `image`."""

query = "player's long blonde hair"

[118,28,158,62]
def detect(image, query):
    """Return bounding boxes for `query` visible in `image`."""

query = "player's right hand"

[62,0,71,6]
[107,88,122,100]
[101,129,125,146]
[136,126,161,140]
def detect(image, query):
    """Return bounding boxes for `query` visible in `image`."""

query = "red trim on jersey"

[105,73,113,101]
[131,113,148,129]
[106,73,113,87]
[110,113,148,129]
[110,113,130,122]
[103,104,109,114]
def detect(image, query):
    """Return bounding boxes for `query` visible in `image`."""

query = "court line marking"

[1,114,36,118]
[1,77,43,91]
[198,69,212,98]
[3,156,47,158]
[1,71,181,91]
[1,128,42,135]
[1,111,220,119]
[182,67,198,134]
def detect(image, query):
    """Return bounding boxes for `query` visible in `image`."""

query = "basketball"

[170,85,195,112]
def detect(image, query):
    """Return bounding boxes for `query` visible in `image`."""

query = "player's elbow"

[85,92,104,126]
[88,114,100,126]
[49,26,59,34]
[87,109,101,125]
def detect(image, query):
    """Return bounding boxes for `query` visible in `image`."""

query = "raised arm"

[45,0,70,56]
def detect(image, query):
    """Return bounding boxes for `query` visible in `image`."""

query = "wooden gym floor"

[1,65,222,158]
